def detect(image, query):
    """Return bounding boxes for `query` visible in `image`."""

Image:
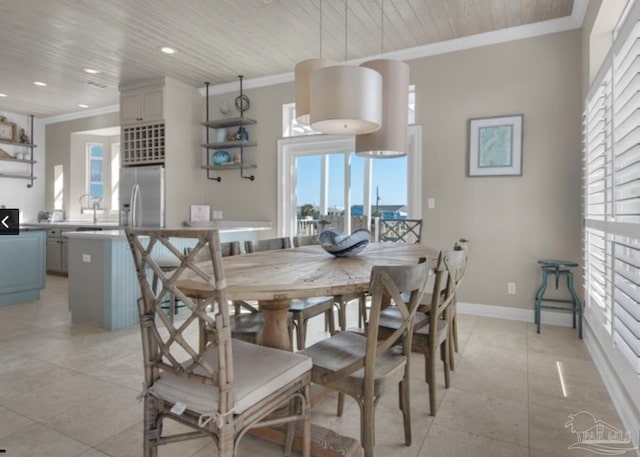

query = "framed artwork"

[0,117,17,143]
[467,114,523,177]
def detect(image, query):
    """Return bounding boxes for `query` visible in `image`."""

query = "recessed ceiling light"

[0,93,7,97]
[160,46,176,54]
[82,67,100,75]
[34,81,47,87]
[78,104,89,108]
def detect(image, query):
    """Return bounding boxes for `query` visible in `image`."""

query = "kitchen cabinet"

[120,82,166,166]
[46,228,67,274]
[0,115,37,187]
[0,229,46,306]
[120,87,164,125]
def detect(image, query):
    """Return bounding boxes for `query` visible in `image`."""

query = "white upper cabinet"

[120,87,164,125]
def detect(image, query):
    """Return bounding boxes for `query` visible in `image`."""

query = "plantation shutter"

[584,3,640,374]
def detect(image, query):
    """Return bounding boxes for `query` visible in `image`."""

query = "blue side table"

[534,259,583,338]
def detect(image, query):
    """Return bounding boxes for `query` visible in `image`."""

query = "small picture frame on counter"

[189,204,211,223]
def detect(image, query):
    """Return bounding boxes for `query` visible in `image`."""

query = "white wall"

[0,110,45,222]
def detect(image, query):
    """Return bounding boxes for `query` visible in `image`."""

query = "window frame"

[276,126,422,237]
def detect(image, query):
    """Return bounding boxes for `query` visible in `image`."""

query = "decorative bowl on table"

[318,228,370,257]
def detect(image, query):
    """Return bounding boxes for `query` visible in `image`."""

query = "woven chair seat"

[151,339,311,415]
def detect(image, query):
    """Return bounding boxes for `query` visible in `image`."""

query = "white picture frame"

[468,114,524,177]
[189,204,211,223]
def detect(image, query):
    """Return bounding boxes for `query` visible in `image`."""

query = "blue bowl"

[318,228,370,257]
[212,150,231,165]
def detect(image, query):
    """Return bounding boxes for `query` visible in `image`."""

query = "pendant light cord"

[380,0,384,56]
[319,0,323,57]
[344,0,348,63]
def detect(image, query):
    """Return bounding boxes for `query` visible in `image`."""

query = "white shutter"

[613,22,640,224]
[585,6,640,374]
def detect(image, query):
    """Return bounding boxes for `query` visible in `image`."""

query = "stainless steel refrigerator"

[119,165,165,227]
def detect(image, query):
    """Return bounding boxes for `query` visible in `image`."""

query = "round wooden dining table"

[221,242,438,350]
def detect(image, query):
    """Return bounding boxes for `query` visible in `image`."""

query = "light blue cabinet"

[0,229,46,305]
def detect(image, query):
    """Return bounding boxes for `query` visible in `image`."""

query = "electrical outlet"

[507,282,516,295]
[82,254,91,263]
[428,198,436,209]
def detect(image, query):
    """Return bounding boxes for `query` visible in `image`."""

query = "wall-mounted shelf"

[202,77,256,182]
[0,157,37,164]
[0,172,38,180]
[0,115,37,187]
[0,139,37,148]
[202,117,257,129]
[201,140,257,150]
[201,164,257,171]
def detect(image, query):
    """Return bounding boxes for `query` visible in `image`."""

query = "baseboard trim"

[458,301,575,327]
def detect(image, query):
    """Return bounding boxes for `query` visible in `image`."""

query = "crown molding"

[41,104,119,125]
[200,0,589,96]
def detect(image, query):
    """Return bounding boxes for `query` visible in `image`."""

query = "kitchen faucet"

[78,194,103,224]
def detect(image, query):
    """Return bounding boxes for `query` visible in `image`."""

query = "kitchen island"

[64,221,271,329]
[0,227,46,305]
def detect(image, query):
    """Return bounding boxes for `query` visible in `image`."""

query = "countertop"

[63,221,272,240]
[22,221,120,229]
[18,226,48,231]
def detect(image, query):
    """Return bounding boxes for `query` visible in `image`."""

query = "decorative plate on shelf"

[211,150,231,165]
[318,228,370,257]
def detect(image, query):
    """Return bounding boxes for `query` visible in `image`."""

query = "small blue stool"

[534,259,582,339]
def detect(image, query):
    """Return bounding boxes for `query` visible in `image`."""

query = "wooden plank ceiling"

[0,0,573,117]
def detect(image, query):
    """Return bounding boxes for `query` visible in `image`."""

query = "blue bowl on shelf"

[212,150,231,165]
[318,228,370,257]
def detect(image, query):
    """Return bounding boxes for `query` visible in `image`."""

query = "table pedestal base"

[251,423,362,457]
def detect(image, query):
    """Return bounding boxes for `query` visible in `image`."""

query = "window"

[584,0,640,375]
[277,127,422,237]
[53,165,63,210]
[87,143,104,198]
[111,143,120,213]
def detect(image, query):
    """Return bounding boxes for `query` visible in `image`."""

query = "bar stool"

[534,259,582,338]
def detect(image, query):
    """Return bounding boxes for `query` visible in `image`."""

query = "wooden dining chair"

[248,237,336,350]
[378,249,466,416]
[449,241,469,365]
[301,262,430,457]
[293,234,363,334]
[245,237,291,252]
[186,241,268,347]
[292,234,318,247]
[125,227,311,457]
[378,219,423,244]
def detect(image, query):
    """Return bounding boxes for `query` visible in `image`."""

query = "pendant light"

[356,0,409,158]
[310,0,382,135]
[295,0,335,126]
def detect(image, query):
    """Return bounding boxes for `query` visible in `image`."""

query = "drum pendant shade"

[356,59,410,158]
[295,58,336,126]
[310,65,382,135]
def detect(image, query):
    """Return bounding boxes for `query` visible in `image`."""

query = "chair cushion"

[149,339,311,415]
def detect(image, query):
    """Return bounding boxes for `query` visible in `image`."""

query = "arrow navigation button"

[0,209,19,235]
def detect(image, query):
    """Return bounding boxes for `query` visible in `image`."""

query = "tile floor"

[0,275,627,457]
